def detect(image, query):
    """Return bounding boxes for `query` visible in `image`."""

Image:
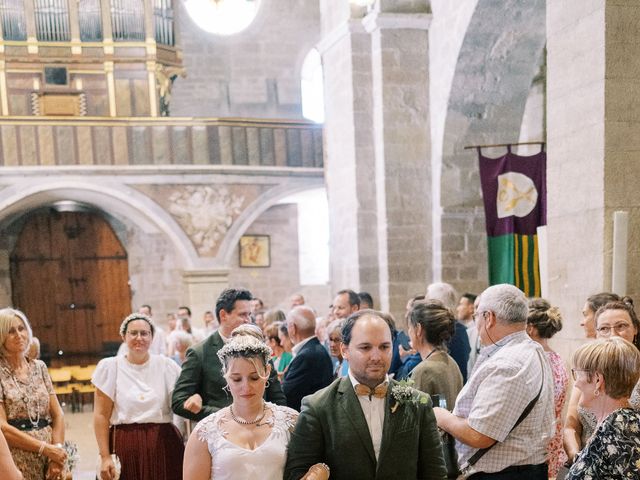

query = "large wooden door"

[10,210,132,365]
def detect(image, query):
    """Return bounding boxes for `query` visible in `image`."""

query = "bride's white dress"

[194,402,298,479]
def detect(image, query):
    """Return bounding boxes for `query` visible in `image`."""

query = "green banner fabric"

[488,234,540,297]
[487,235,514,285]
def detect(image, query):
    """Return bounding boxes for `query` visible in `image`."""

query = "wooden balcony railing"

[0,117,324,168]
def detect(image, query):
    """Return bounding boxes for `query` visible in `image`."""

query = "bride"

[183,332,330,480]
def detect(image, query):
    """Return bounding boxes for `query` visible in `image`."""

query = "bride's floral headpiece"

[218,335,272,369]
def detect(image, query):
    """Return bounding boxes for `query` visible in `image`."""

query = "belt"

[469,463,547,479]
[8,418,51,431]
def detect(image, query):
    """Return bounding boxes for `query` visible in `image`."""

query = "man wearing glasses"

[433,284,555,479]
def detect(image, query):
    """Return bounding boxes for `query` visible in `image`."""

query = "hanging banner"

[478,146,546,297]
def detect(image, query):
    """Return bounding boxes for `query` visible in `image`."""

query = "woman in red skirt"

[93,313,184,480]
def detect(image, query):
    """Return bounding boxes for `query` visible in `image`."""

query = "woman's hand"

[45,459,64,480]
[42,443,67,466]
[302,463,330,480]
[99,454,117,480]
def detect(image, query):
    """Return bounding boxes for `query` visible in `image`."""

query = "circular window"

[184,0,261,36]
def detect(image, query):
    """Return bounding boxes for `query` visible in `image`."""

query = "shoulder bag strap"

[461,350,546,472]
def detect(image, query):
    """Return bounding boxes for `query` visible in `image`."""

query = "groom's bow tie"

[355,383,388,399]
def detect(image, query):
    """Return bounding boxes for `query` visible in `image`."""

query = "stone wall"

[227,203,331,315]
[171,0,321,119]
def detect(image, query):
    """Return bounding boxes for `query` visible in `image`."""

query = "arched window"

[300,48,325,123]
[184,0,261,36]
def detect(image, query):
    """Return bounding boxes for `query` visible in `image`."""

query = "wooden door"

[10,210,132,365]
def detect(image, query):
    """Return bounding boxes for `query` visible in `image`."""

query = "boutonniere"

[390,379,429,413]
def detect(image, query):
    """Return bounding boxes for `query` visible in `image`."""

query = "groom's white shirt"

[348,370,388,461]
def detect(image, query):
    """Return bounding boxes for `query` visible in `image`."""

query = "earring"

[265,380,270,388]
[223,384,230,393]
[594,388,600,397]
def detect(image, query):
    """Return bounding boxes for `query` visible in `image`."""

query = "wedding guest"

[278,323,294,354]
[564,297,640,465]
[527,298,568,478]
[0,308,66,480]
[326,320,348,378]
[408,301,463,410]
[434,284,555,479]
[263,309,286,329]
[282,306,333,411]
[264,323,293,377]
[93,313,184,480]
[172,288,286,422]
[566,337,640,479]
[580,292,620,339]
[171,330,194,366]
[184,334,324,479]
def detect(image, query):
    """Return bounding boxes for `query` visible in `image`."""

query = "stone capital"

[363,11,431,33]
[316,18,367,55]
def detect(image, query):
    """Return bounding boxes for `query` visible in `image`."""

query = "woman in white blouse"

[93,313,183,480]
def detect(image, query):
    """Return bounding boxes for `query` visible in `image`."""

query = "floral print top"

[546,350,569,478]
[567,407,640,479]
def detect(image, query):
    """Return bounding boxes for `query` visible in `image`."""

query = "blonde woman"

[0,308,66,480]
[567,337,640,478]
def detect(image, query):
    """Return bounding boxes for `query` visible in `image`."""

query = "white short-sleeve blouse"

[92,354,180,425]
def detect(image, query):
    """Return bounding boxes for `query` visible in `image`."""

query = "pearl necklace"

[229,402,267,425]
[1,358,41,428]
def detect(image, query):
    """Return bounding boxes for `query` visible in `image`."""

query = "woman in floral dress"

[527,299,569,478]
[567,337,640,479]
[0,308,67,480]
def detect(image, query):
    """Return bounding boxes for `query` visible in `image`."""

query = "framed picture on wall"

[239,235,270,267]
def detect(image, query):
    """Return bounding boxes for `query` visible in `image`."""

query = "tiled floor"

[63,408,98,480]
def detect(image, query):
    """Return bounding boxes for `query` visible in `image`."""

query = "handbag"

[96,359,122,480]
[96,425,122,480]
[441,430,460,479]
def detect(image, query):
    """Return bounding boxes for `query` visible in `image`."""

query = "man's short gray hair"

[426,282,458,310]
[478,284,528,324]
[287,305,317,335]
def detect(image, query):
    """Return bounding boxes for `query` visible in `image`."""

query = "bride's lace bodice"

[194,402,298,479]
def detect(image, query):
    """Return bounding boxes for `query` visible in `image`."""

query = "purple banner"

[478,148,546,236]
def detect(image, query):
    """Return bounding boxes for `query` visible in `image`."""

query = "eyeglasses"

[596,322,631,336]
[127,330,151,338]
[570,368,591,381]
[472,311,488,322]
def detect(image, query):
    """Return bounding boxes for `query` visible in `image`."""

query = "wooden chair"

[69,365,97,411]
[48,367,74,411]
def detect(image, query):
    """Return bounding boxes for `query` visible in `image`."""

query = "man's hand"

[184,393,203,414]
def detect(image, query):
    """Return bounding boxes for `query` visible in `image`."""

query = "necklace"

[1,358,41,428]
[229,401,267,425]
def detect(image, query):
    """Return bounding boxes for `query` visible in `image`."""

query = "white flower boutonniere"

[390,379,429,413]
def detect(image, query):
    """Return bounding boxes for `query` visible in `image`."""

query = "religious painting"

[239,235,270,267]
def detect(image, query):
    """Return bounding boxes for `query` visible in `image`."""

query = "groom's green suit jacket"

[284,377,447,480]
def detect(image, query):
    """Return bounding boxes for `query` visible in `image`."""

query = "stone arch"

[435,0,546,290]
[217,178,325,266]
[0,179,199,269]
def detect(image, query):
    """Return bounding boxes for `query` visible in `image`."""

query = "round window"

[184,0,261,36]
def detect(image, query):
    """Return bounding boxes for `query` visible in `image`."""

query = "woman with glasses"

[93,313,184,480]
[563,298,640,468]
[566,337,640,479]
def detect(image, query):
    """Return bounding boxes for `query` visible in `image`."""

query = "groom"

[284,310,447,480]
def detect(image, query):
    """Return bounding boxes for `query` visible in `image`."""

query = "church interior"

[0,0,638,476]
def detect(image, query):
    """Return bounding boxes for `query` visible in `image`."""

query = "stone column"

[547,1,640,358]
[319,1,380,298]
[364,0,432,322]
[181,269,230,328]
